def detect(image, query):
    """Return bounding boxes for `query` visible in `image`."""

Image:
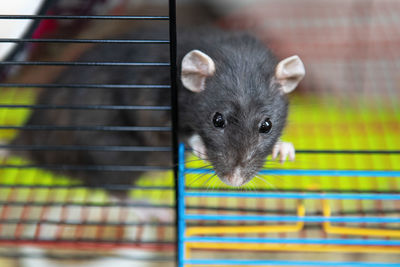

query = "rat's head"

[181,48,305,187]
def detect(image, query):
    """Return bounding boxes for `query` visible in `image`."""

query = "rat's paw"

[272,141,295,163]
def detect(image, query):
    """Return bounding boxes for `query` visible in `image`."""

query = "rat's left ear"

[274,55,305,94]
[181,50,216,93]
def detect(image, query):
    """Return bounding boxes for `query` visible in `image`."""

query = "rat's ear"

[181,50,215,93]
[274,55,305,94]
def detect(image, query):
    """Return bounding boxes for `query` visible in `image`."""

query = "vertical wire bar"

[168,0,180,265]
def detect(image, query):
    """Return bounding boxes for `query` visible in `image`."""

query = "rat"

[10,27,305,193]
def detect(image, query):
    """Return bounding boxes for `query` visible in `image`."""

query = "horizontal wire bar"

[296,149,400,154]
[0,144,172,151]
[185,187,400,194]
[185,236,400,246]
[2,219,399,230]
[184,191,400,200]
[0,38,169,44]
[0,183,398,195]
[258,169,400,177]
[0,164,171,171]
[0,201,174,208]
[0,125,171,131]
[0,187,396,215]
[0,15,169,20]
[186,224,400,231]
[0,208,398,221]
[0,83,170,89]
[0,252,175,261]
[0,104,171,110]
[184,214,400,223]
[0,185,175,191]
[184,168,400,177]
[184,207,400,217]
[0,219,173,227]
[0,61,170,66]
[186,148,400,154]
[0,237,174,244]
[184,259,400,267]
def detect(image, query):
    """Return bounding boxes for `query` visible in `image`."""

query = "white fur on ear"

[181,50,215,93]
[275,55,305,94]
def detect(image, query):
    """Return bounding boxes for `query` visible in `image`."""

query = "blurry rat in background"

[11,27,304,197]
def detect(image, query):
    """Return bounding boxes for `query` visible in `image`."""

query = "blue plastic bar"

[184,168,400,177]
[184,236,400,246]
[184,259,400,266]
[177,143,186,267]
[184,191,400,200]
[184,214,400,223]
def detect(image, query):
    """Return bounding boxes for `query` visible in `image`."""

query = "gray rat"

[179,29,304,186]
[11,27,305,193]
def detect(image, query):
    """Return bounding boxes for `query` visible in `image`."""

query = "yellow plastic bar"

[186,242,400,254]
[185,204,305,237]
[185,245,192,267]
[322,200,400,237]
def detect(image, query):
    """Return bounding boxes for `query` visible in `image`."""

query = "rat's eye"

[213,112,225,128]
[259,118,272,133]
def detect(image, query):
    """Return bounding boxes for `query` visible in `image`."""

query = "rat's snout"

[222,167,248,187]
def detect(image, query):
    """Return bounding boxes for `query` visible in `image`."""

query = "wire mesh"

[0,0,178,265]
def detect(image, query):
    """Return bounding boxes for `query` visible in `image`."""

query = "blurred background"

[0,0,399,266]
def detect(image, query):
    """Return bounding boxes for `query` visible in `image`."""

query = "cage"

[177,0,400,266]
[0,0,399,267]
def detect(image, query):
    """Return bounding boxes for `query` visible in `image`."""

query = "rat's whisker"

[187,172,214,186]
[246,180,256,191]
[204,174,217,189]
[191,164,213,170]
[207,175,219,190]
[190,148,208,157]
[258,174,284,185]
[255,175,276,190]
[184,158,208,164]
[209,175,219,191]
[173,158,207,167]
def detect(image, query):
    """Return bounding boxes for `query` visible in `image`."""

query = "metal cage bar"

[0,0,179,262]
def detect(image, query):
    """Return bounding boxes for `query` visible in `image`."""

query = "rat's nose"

[223,168,247,187]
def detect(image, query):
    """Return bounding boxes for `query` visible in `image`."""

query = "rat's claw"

[272,141,295,163]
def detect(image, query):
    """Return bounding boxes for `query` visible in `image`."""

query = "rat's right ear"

[274,55,305,94]
[181,50,215,93]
